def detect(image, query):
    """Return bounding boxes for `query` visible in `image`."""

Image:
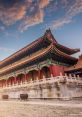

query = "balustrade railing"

[0,74,82,90]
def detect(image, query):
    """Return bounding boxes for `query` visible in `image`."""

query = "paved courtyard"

[0,100,82,117]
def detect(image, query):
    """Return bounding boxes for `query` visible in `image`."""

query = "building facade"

[0,29,82,100]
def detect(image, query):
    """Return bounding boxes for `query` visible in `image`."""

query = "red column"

[5,79,7,86]
[4,80,6,86]
[38,69,41,80]
[10,79,12,85]
[14,77,17,84]
[1,81,3,87]
[0,81,2,87]
[24,74,27,82]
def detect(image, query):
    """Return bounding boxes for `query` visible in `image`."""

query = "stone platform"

[0,100,82,117]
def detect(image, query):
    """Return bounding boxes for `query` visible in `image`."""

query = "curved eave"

[55,43,80,55]
[0,44,53,75]
[53,44,78,61]
[0,43,78,75]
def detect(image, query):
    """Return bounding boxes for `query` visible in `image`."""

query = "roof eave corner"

[44,28,57,43]
[74,48,80,53]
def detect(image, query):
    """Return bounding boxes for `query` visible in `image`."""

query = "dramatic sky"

[0,0,82,60]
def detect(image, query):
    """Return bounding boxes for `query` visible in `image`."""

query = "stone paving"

[0,100,82,117]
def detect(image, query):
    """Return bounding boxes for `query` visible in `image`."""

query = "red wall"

[50,65,65,77]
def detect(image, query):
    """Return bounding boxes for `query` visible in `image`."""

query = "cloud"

[51,18,72,30]
[0,0,32,26]
[39,0,50,8]
[0,0,50,31]
[19,9,44,32]
[50,0,82,30]
[19,0,50,32]
[0,0,82,32]
[0,47,14,52]
[67,0,82,18]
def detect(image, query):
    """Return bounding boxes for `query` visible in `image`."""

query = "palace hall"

[0,29,82,100]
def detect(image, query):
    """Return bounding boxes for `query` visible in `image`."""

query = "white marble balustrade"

[0,73,82,91]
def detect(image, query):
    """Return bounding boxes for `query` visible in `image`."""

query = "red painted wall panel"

[50,65,65,77]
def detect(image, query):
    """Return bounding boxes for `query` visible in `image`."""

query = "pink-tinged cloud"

[0,0,32,26]
[39,0,50,8]
[50,0,82,30]
[0,0,82,32]
[19,0,50,32]
[19,10,44,32]
[0,0,50,31]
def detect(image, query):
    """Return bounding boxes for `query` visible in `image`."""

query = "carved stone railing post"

[30,79,33,83]
[65,73,68,77]
[43,75,46,82]
[69,74,72,78]
[36,77,39,84]
[21,81,22,85]
[60,72,63,76]
[36,77,39,81]
[77,75,80,79]
[51,74,53,78]
[73,74,76,79]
